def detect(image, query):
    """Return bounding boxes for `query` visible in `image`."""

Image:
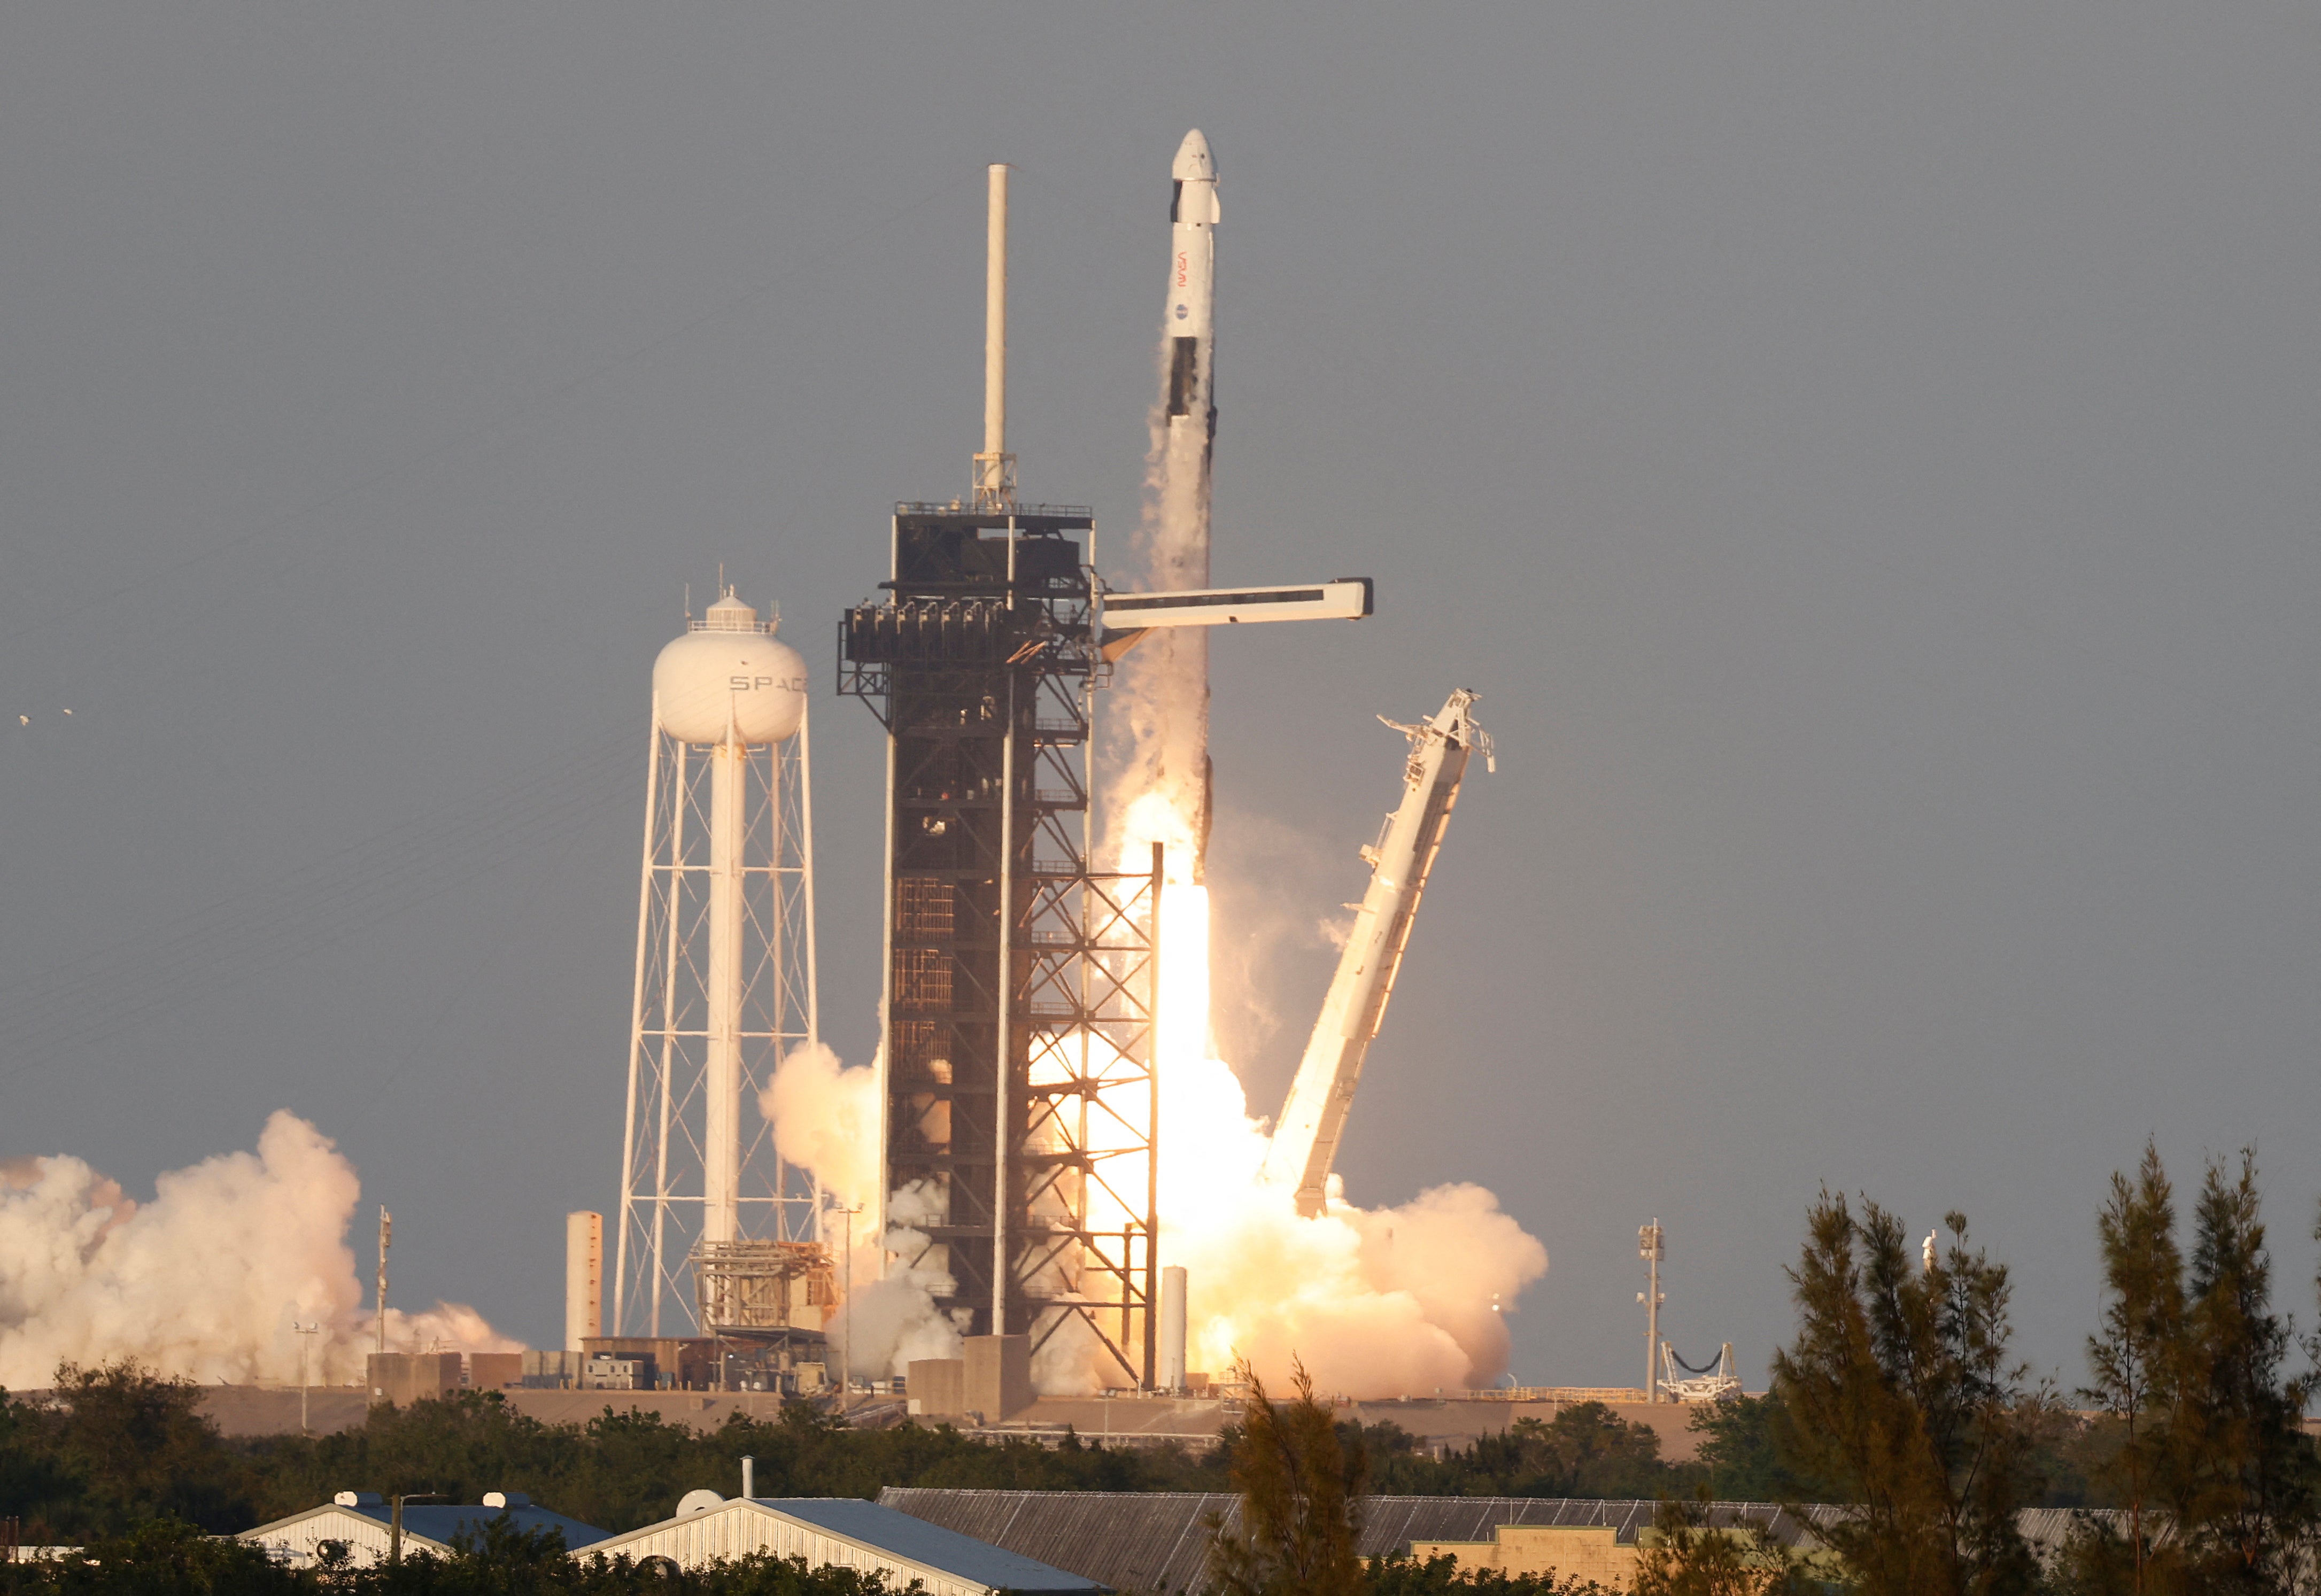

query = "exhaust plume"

[0,1111,514,1389]
[760,1042,879,1213]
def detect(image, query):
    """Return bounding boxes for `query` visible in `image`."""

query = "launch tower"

[840,166,1163,1384]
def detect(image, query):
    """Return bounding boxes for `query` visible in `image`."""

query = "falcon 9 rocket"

[1138,128,1222,872]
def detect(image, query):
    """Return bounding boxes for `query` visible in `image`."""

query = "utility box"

[367,1352,462,1407]
[964,1335,1032,1421]
[906,1358,965,1418]
[469,1353,523,1389]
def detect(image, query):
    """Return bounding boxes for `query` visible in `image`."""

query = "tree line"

[4,1136,2318,1591]
[1234,1141,2321,1596]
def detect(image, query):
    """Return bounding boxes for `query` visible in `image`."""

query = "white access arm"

[1261,688,1491,1217]
[1098,579,1372,662]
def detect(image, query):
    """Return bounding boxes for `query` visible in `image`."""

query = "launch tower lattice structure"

[841,504,1163,1387]
[614,618,821,1338]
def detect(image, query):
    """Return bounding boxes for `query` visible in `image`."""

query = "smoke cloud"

[760,1042,880,1212]
[758,1044,968,1381]
[1155,1051,1545,1397]
[835,1222,964,1379]
[0,1111,514,1389]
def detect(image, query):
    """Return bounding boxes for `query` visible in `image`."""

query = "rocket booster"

[1143,129,1221,872]
[1165,128,1219,455]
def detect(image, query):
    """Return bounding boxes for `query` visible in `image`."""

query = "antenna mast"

[1639,1219,1665,1403]
[972,164,1016,510]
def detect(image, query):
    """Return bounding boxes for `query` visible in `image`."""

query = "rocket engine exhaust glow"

[1087,133,1546,1399]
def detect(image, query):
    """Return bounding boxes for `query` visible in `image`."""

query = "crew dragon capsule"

[1166,129,1219,458]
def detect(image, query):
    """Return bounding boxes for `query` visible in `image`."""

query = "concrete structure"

[582,1496,1102,1593]
[965,1335,1032,1421]
[191,1386,1729,1451]
[1157,1268,1187,1392]
[469,1352,522,1389]
[239,1492,607,1569]
[907,1343,1030,1422]
[365,1352,460,1407]
[1411,1522,1645,1591]
[908,1358,966,1419]
[567,1211,603,1350]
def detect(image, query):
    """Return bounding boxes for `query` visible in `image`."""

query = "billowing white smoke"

[1155,1050,1546,1396]
[0,1111,515,1389]
[761,1042,879,1213]
[840,1202,964,1379]
[759,1048,963,1379]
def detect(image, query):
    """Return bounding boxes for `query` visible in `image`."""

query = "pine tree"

[1209,1359,1370,1596]
[1769,1192,2042,1596]
[2162,1151,2315,1592]
[2081,1140,2185,1593]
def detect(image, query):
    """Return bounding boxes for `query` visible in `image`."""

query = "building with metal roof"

[238,1491,609,1569]
[582,1496,1107,1593]
[877,1489,2136,1593]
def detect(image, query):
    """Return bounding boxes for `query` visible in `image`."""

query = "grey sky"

[3,5,2317,1389]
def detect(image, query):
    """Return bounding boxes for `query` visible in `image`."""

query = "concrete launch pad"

[190,1385,1711,1462]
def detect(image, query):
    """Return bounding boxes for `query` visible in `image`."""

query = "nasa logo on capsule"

[1175,304,1189,321]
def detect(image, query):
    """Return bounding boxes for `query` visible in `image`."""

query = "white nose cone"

[653,591,808,746]
[1172,129,1216,183]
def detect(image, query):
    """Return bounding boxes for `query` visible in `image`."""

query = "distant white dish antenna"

[676,1489,724,1518]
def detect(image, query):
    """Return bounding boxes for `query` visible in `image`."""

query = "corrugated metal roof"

[756,1499,1104,1593]
[238,1500,613,1568]
[339,1501,611,1550]
[878,1490,2133,1593]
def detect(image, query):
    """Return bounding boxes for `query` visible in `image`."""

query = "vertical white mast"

[703,709,744,1246]
[1641,1220,1665,1403]
[974,163,1015,512]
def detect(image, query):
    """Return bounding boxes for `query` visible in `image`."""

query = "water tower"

[613,586,821,1336]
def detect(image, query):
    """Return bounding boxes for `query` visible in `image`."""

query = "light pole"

[389,1493,442,1564]
[1638,1220,1665,1404]
[294,1322,320,1435]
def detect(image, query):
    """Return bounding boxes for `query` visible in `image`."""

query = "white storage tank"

[652,590,807,745]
